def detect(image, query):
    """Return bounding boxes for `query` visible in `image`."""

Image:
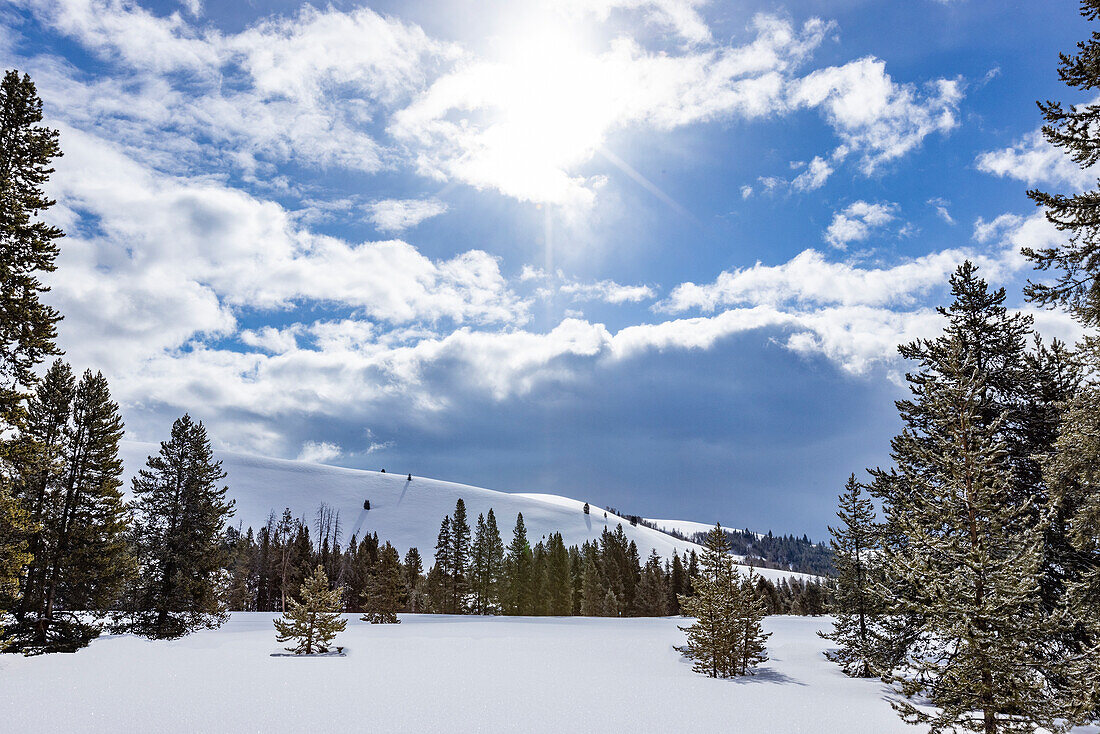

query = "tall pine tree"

[504,513,533,615]
[0,70,63,454]
[820,474,885,678]
[880,344,1067,733]
[126,415,235,639]
[6,368,131,653]
[362,542,403,624]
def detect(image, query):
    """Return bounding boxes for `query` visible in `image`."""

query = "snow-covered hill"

[119,442,813,583]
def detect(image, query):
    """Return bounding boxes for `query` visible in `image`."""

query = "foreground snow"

[12,614,1088,734]
[119,442,813,582]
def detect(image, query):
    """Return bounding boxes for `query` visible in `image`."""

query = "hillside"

[119,442,816,584]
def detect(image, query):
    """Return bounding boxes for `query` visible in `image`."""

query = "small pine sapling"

[274,565,346,654]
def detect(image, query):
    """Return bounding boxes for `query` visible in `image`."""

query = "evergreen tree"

[677,525,741,678]
[734,570,770,675]
[126,415,235,639]
[450,499,470,614]
[470,509,505,614]
[403,547,425,613]
[274,565,346,654]
[635,550,668,617]
[483,509,505,613]
[7,369,131,653]
[0,483,30,648]
[1026,1,1100,329]
[9,359,71,631]
[503,513,533,615]
[580,553,602,616]
[425,564,445,613]
[362,542,403,624]
[470,513,487,614]
[546,532,572,616]
[880,345,1066,733]
[1041,382,1100,720]
[820,474,884,678]
[668,551,685,615]
[434,515,453,613]
[0,70,63,445]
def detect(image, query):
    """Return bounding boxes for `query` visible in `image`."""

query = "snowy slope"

[119,442,813,583]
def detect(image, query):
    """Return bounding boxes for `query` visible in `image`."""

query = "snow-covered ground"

[119,442,814,583]
[0,615,953,733]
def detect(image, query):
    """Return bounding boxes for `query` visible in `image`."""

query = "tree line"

[222,498,831,623]
[821,6,1100,731]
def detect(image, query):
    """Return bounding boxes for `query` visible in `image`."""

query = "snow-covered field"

[0,615,912,733]
[6,614,1097,733]
[119,442,812,582]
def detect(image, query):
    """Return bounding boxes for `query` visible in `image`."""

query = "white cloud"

[46,127,529,386]
[789,58,962,173]
[297,440,341,464]
[524,269,656,304]
[659,246,1018,314]
[555,0,713,44]
[368,198,448,232]
[21,2,963,210]
[740,185,754,199]
[791,155,833,191]
[928,197,955,224]
[824,200,897,249]
[389,14,831,206]
[976,128,1097,190]
[559,279,657,304]
[240,326,302,355]
[20,1,454,177]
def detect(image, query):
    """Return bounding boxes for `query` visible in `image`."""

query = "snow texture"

[0,615,983,733]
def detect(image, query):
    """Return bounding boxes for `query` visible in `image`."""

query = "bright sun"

[473,19,625,207]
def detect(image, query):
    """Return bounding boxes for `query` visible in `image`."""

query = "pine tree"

[126,415,235,639]
[1041,382,1100,720]
[434,515,453,613]
[546,532,572,616]
[275,565,346,654]
[580,553,602,616]
[668,551,685,615]
[635,550,668,617]
[734,570,770,675]
[1025,1,1100,329]
[503,513,533,615]
[0,484,30,648]
[0,70,63,446]
[403,547,425,612]
[677,525,740,678]
[450,499,470,614]
[1019,11,1100,718]
[470,513,488,614]
[819,474,884,678]
[362,542,403,624]
[6,368,131,653]
[470,509,505,615]
[8,359,71,634]
[880,345,1066,733]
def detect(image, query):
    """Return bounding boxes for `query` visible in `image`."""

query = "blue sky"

[2,0,1090,537]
